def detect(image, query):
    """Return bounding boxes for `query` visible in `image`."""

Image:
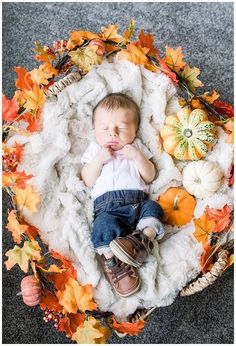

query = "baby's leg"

[110,200,165,267]
[143,226,156,241]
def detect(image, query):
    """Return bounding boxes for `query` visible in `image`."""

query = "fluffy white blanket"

[8,58,233,318]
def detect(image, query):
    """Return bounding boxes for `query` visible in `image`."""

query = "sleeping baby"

[81,92,165,297]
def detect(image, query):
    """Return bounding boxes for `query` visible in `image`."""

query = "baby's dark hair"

[92,92,140,129]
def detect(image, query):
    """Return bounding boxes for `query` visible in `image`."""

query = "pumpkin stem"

[173,195,180,210]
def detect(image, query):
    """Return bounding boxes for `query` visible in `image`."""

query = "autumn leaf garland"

[2,20,234,344]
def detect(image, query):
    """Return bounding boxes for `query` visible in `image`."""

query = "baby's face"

[94,106,137,150]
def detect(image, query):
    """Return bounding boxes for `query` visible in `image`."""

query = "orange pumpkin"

[89,39,105,56]
[157,187,195,226]
[20,275,41,307]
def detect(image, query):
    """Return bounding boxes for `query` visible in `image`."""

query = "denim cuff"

[136,217,165,240]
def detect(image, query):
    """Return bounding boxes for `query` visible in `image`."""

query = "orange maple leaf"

[15,66,34,91]
[2,95,21,123]
[70,31,100,47]
[112,316,145,336]
[137,29,159,57]
[205,205,231,233]
[118,43,149,65]
[23,84,45,111]
[40,289,63,312]
[50,249,77,273]
[22,108,42,133]
[59,313,85,338]
[14,184,40,213]
[6,210,29,244]
[56,277,97,313]
[164,46,186,72]
[30,62,58,85]
[193,212,216,247]
[202,90,220,104]
[224,254,234,271]
[201,243,216,273]
[2,171,33,189]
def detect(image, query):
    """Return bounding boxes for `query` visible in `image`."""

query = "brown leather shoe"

[110,230,154,268]
[101,255,141,297]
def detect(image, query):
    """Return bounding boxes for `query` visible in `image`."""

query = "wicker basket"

[44,72,234,331]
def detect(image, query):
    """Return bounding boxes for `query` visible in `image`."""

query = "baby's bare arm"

[81,147,114,188]
[134,152,156,184]
[120,144,156,184]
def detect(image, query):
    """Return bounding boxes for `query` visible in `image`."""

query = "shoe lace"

[111,261,133,284]
[126,232,151,253]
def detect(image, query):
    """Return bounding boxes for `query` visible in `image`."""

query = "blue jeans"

[92,190,165,253]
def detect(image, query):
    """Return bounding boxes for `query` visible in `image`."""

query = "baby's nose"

[109,128,118,136]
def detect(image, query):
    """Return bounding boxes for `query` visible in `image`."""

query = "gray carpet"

[2,2,234,344]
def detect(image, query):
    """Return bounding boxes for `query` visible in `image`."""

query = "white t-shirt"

[80,138,153,200]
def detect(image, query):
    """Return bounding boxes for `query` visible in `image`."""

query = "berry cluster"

[2,148,17,171]
[43,308,63,330]
[43,45,54,56]
[53,40,68,53]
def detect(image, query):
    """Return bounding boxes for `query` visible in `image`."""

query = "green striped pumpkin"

[160,107,218,160]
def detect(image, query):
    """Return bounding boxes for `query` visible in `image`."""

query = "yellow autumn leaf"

[193,212,216,247]
[181,64,204,92]
[56,277,97,313]
[23,84,45,111]
[5,240,42,272]
[69,45,102,73]
[14,184,40,213]
[100,24,123,42]
[71,317,105,344]
[6,210,29,244]
[123,19,135,44]
[117,43,149,65]
[164,46,186,72]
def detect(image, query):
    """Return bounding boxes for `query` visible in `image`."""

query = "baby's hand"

[96,146,114,165]
[119,144,140,160]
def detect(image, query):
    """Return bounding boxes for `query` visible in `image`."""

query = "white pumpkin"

[182,160,223,198]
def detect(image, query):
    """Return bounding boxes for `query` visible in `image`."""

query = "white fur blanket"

[8,59,234,318]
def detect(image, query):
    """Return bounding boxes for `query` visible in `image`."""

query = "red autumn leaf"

[15,66,34,91]
[2,95,20,123]
[158,59,178,84]
[112,316,145,336]
[40,289,63,312]
[205,204,231,233]
[59,313,85,337]
[213,100,234,118]
[201,243,216,273]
